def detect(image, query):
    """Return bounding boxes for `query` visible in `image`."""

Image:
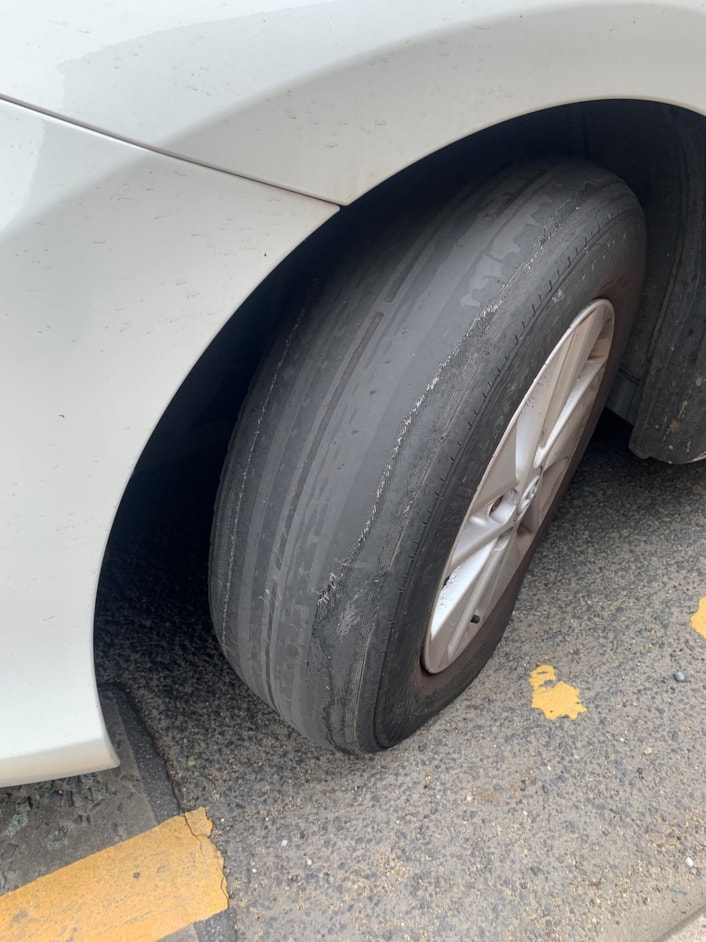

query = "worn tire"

[209,159,646,753]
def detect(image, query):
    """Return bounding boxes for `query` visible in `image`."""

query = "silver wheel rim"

[423,299,615,674]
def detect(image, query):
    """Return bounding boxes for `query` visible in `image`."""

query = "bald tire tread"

[209,159,646,754]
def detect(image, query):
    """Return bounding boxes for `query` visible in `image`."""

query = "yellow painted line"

[0,807,228,942]
[530,664,586,720]
[691,595,706,639]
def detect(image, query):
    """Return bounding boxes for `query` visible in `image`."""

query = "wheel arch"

[123,98,706,492]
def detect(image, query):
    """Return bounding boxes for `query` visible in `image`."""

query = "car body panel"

[2,1,706,205]
[0,100,335,787]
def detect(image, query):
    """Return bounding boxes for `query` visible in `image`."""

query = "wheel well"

[97,97,705,686]
[128,99,704,483]
[98,97,702,573]
[95,98,706,745]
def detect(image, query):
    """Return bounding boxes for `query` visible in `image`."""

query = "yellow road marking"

[0,807,228,942]
[691,595,706,639]
[530,664,586,720]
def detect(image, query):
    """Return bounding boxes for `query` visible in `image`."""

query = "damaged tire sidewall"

[311,207,645,753]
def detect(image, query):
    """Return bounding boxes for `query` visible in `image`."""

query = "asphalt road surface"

[2,414,705,941]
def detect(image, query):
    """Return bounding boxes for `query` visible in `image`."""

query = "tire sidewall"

[316,210,645,751]
[212,160,646,755]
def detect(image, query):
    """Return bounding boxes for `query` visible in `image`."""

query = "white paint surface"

[2,2,706,203]
[0,102,334,785]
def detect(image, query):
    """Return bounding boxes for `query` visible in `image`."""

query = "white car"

[2,0,705,787]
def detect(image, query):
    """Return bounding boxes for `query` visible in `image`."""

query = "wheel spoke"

[427,560,491,673]
[470,420,521,512]
[424,300,616,675]
[518,486,543,537]
[474,529,521,623]
[531,460,568,521]
[538,312,605,444]
[515,350,568,489]
[448,511,513,571]
[427,530,518,672]
[539,352,607,471]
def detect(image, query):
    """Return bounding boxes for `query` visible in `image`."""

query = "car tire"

[209,159,646,753]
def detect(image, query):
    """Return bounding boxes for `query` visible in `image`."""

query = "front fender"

[3,1,706,203]
[0,99,335,786]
